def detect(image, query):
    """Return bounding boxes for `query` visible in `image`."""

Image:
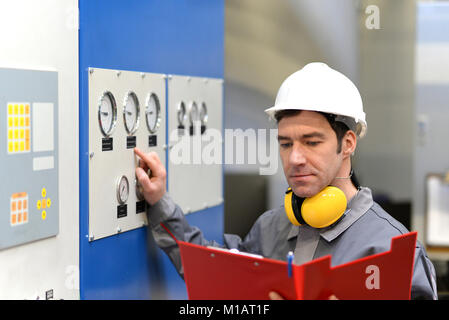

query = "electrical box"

[87,68,166,241]
[0,67,59,250]
[167,75,223,213]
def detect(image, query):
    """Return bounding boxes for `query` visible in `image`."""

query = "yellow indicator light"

[47,198,51,208]
[41,188,46,198]
[37,200,41,210]
[42,210,46,220]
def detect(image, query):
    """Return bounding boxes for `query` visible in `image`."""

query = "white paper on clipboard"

[426,175,449,246]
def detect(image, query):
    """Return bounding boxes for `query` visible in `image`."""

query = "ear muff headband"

[284,188,300,226]
[284,186,347,228]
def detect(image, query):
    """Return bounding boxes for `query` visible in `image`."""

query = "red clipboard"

[178,231,417,300]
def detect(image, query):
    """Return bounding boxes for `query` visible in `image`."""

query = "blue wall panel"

[79,0,224,299]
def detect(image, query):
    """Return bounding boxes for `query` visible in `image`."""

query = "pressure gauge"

[200,102,208,125]
[145,93,161,133]
[188,101,200,124]
[123,91,140,134]
[135,179,144,201]
[98,91,117,137]
[116,175,129,204]
[177,101,187,127]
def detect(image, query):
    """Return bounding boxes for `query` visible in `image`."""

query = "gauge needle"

[126,111,133,115]
[101,111,109,116]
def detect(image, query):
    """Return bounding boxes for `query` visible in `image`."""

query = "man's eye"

[280,142,292,148]
[306,141,321,146]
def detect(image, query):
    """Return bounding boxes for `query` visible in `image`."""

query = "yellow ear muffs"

[284,186,347,228]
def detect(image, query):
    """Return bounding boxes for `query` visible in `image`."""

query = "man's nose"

[289,144,306,166]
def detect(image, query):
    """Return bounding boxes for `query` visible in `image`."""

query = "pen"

[287,251,294,277]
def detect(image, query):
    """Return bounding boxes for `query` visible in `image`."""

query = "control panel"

[167,75,223,213]
[88,68,166,241]
[0,67,59,250]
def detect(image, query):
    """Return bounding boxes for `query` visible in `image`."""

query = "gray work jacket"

[148,187,437,300]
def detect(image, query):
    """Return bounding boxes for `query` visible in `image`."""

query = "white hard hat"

[265,62,367,138]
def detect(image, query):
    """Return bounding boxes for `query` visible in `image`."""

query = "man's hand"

[268,291,339,300]
[268,291,284,300]
[134,147,166,205]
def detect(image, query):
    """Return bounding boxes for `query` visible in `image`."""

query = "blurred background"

[223,0,449,299]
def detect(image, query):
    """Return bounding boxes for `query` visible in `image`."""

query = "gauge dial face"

[123,92,140,134]
[98,92,117,136]
[177,102,186,126]
[200,102,208,125]
[146,93,161,133]
[116,175,129,204]
[189,101,199,124]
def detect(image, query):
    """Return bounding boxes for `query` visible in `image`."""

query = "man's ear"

[342,130,357,158]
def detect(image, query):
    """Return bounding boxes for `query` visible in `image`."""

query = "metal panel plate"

[88,68,166,241]
[167,75,223,213]
[0,67,59,250]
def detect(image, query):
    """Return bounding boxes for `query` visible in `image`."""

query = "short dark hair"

[274,109,349,153]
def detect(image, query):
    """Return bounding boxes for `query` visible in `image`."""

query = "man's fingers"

[136,167,153,191]
[134,148,164,177]
[268,291,284,300]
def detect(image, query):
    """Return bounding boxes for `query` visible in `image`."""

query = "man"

[134,63,437,300]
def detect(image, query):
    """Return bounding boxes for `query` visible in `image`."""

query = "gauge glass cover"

[177,102,186,126]
[189,101,199,124]
[98,91,117,136]
[124,92,140,134]
[200,102,208,125]
[117,175,129,204]
[146,93,161,133]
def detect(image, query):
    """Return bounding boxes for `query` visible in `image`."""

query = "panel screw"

[89,68,94,75]
[89,234,94,241]
[116,71,121,77]
[89,152,94,159]
[117,227,122,233]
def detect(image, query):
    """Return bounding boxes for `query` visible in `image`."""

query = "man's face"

[277,111,344,198]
